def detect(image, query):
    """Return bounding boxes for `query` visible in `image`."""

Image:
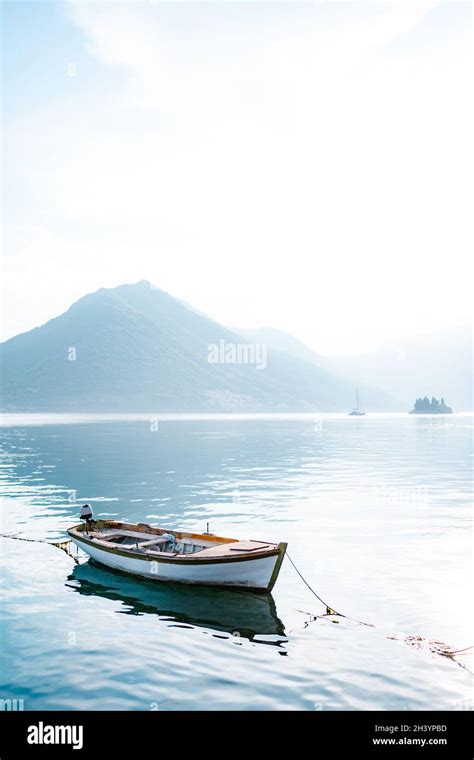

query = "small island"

[409,396,453,414]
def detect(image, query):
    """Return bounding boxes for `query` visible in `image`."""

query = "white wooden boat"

[68,507,287,593]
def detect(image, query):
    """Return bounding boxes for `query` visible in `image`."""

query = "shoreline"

[1,410,472,427]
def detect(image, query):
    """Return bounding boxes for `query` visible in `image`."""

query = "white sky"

[2,1,472,354]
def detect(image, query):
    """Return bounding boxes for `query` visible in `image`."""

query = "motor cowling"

[80,504,93,521]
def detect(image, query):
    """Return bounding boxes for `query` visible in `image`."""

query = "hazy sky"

[2,1,472,354]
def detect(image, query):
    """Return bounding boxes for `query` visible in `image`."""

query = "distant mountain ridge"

[326,327,472,412]
[0,281,393,413]
[236,327,328,368]
[238,325,473,411]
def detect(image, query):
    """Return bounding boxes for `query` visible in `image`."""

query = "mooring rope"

[286,552,334,611]
[0,532,80,562]
[285,552,473,671]
[286,551,374,627]
[0,532,53,545]
[442,645,474,656]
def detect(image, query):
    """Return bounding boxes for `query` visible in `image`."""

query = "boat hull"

[68,530,287,593]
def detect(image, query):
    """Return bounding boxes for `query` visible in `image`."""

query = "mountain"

[238,326,472,411]
[0,281,392,413]
[236,327,328,368]
[325,326,472,412]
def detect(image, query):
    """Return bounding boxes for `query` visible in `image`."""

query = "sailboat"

[349,388,365,416]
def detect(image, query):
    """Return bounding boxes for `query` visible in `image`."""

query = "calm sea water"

[0,413,472,711]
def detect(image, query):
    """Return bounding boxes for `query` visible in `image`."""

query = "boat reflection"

[67,560,287,645]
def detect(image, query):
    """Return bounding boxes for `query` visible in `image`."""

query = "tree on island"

[411,396,453,414]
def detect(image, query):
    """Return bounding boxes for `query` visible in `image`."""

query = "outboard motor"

[80,503,94,532]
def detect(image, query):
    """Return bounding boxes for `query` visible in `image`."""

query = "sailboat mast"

[356,388,359,410]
